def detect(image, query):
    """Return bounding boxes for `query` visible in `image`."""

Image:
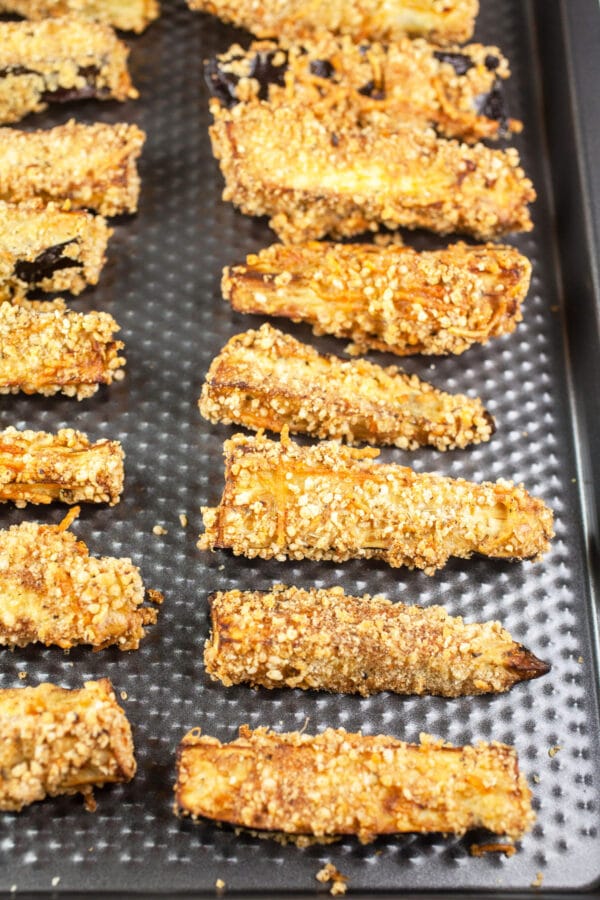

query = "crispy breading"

[0,0,159,33]
[0,679,136,811]
[0,200,111,301]
[205,584,550,697]
[0,16,137,125]
[175,725,534,842]
[0,427,124,506]
[0,511,161,650]
[199,325,495,450]
[0,120,145,217]
[223,241,531,356]
[0,299,125,399]
[188,0,479,45]
[199,431,554,574]
[207,36,520,143]
[209,101,535,243]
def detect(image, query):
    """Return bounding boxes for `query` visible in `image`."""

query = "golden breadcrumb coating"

[0,299,125,399]
[199,431,554,574]
[205,584,550,697]
[223,241,531,357]
[175,725,534,842]
[188,0,479,45]
[0,679,136,811]
[207,36,520,143]
[0,120,145,217]
[0,510,161,651]
[0,16,137,125]
[0,0,159,33]
[0,426,124,506]
[209,101,535,243]
[200,324,495,450]
[0,200,111,301]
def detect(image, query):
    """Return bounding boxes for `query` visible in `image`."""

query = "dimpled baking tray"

[0,0,599,897]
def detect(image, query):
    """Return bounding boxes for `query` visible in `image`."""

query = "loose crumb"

[218,564,225,571]
[120,691,128,700]
[51,877,60,887]
[531,871,544,888]
[18,671,27,680]
[179,513,188,527]
[470,842,516,857]
[532,774,540,784]
[578,656,584,664]
[152,525,168,535]
[316,863,348,896]
[548,745,561,758]
[215,878,225,892]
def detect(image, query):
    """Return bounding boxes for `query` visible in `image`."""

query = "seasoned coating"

[0,120,145,217]
[199,431,554,574]
[188,0,479,46]
[0,427,124,507]
[0,16,137,126]
[207,36,520,143]
[175,726,534,842]
[0,0,159,33]
[0,299,125,400]
[200,325,495,450]
[209,101,535,243]
[223,241,531,357]
[206,585,550,696]
[0,200,111,301]
[0,511,160,651]
[0,679,135,811]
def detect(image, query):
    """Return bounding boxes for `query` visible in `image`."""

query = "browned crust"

[0,0,160,33]
[174,725,534,841]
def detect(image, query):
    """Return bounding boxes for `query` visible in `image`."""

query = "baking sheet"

[0,0,599,895]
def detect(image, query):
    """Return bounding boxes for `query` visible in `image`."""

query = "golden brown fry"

[210,101,535,243]
[223,241,531,357]
[0,511,160,650]
[0,200,111,301]
[0,120,145,217]
[0,427,124,506]
[0,0,159,33]
[0,16,137,126]
[200,324,495,450]
[205,584,550,697]
[207,36,520,143]
[0,679,136,811]
[0,299,125,399]
[188,0,479,45]
[199,431,554,574]
[175,726,534,842]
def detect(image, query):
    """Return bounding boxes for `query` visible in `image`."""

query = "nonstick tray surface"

[1,0,599,896]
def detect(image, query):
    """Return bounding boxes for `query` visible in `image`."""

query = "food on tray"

[0,120,145,217]
[0,16,137,126]
[205,584,551,696]
[199,430,554,574]
[209,100,535,243]
[200,324,495,450]
[0,0,160,33]
[0,510,160,650]
[0,200,111,301]
[206,36,520,143]
[0,299,125,399]
[223,241,531,356]
[0,679,136,811]
[175,725,534,841]
[188,0,479,46]
[0,427,124,506]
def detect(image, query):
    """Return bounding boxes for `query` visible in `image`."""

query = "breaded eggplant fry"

[200,324,495,450]
[209,102,535,242]
[207,36,520,143]
[0,120,145,217]
[0,299,125,399]
[0,16,137,126]
[0,427,124,506]
[0,200,111,301]
[0,679,136,811]
[0,0,159,33]
[205,584,550,696]
[223,241,531,357]
[199,431,554,574]
[188,0,479,46]
[175,726,534,841]
[0,512,160,651]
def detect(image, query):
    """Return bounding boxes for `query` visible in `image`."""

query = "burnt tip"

[506,645,551,681]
